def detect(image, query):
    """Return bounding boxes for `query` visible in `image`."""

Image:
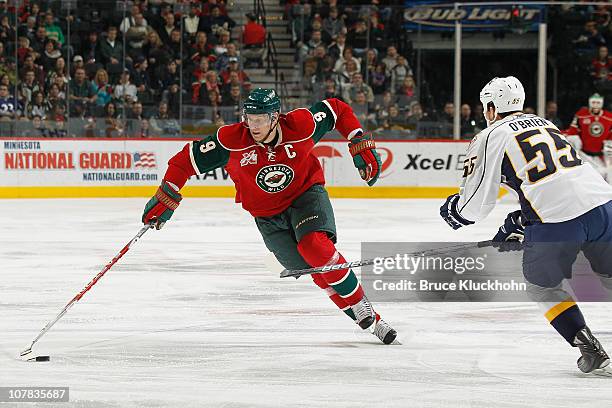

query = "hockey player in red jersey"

[564,94,612,179]
[141,88,397,344]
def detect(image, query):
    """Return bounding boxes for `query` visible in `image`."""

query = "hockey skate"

[351,297,375,329]
[572,326,611,375]
[372,316,398,345]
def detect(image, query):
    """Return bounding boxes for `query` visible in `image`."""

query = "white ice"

[1,198,612,407]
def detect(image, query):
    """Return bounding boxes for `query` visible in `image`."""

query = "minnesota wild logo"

[256,164,294,193]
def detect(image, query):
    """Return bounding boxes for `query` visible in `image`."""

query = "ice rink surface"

[2,197,612,407]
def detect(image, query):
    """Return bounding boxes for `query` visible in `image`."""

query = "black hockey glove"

[440,193,474,230]
[492,210,524,252]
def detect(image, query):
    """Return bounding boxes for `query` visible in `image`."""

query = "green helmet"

[243,88,281,115]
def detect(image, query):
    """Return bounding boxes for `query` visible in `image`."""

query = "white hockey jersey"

[456,113,612,224]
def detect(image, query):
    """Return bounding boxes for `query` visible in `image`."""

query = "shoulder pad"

[216,123,257,151]
[279,108,316,143]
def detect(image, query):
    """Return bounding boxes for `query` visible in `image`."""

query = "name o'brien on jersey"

[441,76,612,375]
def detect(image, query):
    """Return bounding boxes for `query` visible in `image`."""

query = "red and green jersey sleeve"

[309,98,363,143]
[164,134,231,189]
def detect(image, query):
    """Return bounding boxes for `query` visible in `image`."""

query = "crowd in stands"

[1,1,610,139]
[289,1,612,139]
[0,0,268,137]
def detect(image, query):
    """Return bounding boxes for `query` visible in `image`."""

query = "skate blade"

[592,361,612,377]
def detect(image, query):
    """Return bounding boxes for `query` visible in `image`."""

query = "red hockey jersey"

[163,98,363,217]
[565,107,612,155]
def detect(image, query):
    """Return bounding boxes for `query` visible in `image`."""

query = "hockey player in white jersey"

[440,76,612,375]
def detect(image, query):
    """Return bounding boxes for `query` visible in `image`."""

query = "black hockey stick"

[279,240,494,278]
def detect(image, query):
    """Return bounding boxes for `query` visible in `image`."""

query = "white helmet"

[479,76,525,125]
[589,93,604,112]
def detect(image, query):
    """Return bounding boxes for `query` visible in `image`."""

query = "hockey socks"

[544,299,586,344]
[298,232,366,316]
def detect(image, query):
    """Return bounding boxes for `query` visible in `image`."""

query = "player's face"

[246,113,276,142]
[590,100,603,114]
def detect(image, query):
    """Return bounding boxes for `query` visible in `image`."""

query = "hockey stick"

[279,240,494,279]
[19,223,154,360]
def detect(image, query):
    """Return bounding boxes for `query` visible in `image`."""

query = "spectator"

[103,101,124,138]
[45,57,68,90]
[149,101,180,136]
[132,56,150,93]
[406,102,430,130]
[192,55,210,83]
[137,118,151,138]
[0,15,15,45]
[290,3,312,46]
[222,84,242,107]
[120,5,146,34]
[592,46,612,81]
[82,31,99,65]
[373,90,394,121]
[184,3,202,39]
[346,19,369,56]
[574,20,607,53]
[157,11,177,45]
[397,75,418,108]
[17,37,32,65]
[125,13,150,53]
[0,84,21,120]
[327,32,346,61]
[189,31,213,64]
[473,104,487,133]
[45,83,65,113]
[18,69,40,107]
[336,58,360,91]
[203,88,221,107]
[40,40,62,73]
[345,72,374,103]
[242,13,266,68]
[31,25,48,57]
[98,26,123,68]
[370,62,387,94]
[439,102,454,123]
[26,91,46,119]
[382,45,400,77]
[384,104,409,130]
[168,29,184,66]
[213,30,233,57]
[71,55,85,78]
[390,55,413,93]
[143,30,170,73]
[201,0,228,17]
[158,60,180,90]
[163,82,181,118]
[460,103,476,139]
[333,47,361,75]
[20,54,44,85]
[114,69,138,106]
[352,90,376,128]
[18,16,37,44]
[92,68,113,107]
[323,7,345,41]
[220,58,249,85]
[368,13,386,50]
[216,43,240,72]
[197,70,221,104]
[312,77,340,102]
[546,100,564,129]
[43,11,64,46]
[200,5,235,37]
[68,67,96,116]
[127,101,146,121]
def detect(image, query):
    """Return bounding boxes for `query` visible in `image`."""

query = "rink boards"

[0,138,469,198]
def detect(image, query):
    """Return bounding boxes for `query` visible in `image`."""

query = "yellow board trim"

[544,300,577,322]
[0,186,463,199]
